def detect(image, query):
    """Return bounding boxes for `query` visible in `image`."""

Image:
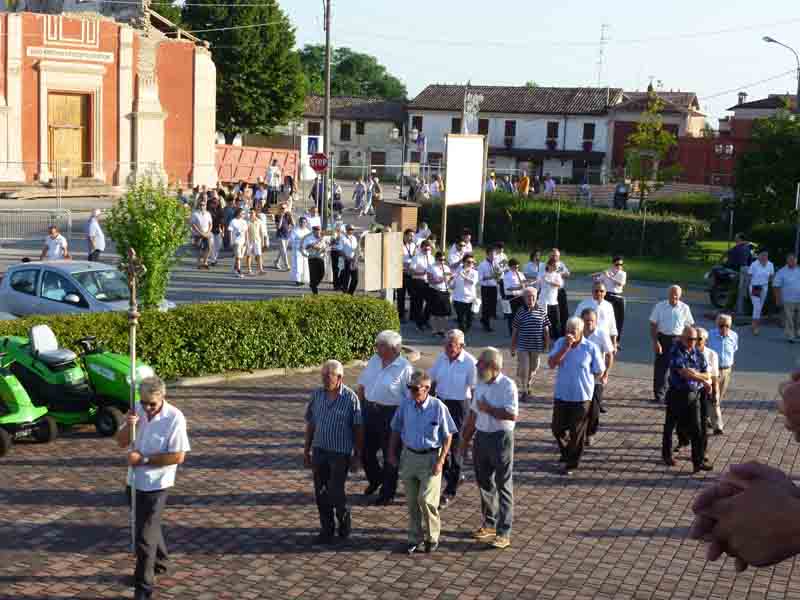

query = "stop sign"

[309,153,328,173]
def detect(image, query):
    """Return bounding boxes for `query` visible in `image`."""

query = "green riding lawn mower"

[0,324,155,439]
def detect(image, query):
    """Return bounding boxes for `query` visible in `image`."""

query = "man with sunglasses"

[573,282,618,351]
[661,326,713,474]
[114,377,190,600]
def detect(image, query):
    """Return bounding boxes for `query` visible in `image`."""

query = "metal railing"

[0,209,73,242]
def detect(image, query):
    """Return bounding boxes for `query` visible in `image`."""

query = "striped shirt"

[512,305,550,352]
[305,385,363,454]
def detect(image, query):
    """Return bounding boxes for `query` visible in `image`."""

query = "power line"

[699,69,796,101]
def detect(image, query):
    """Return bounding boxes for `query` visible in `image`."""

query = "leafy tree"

[298,45,407,100]
[182,0,305,143]
[735,109,800,226]
[106,179,188,309]
[624,93,680,208]
[150,0,183,26]
[525,80,539,88]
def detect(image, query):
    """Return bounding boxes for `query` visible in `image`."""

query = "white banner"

[444,134,485,206]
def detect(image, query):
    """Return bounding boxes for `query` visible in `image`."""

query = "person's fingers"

[689,515,716,540]
[726,461,788,485]
[692,481,739,513]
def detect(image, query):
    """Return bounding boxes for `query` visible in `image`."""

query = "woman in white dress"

[748,250,775,335]
[290,216,310,286]
[538,257,564,340]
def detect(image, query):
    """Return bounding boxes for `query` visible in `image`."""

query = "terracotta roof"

[408,85,624,115]
[303,95,406,122]
[727,95,797,111]
[615,91,701,115]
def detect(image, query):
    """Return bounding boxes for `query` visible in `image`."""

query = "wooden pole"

[478,135,489,245]
[441,196,448,253]
[126,248,143,553]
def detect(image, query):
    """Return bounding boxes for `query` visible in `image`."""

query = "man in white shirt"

[40,225,70,261]
[428,329,477,506]
[448,238,467,271]
[114,377,190,600]
[357,330,414,505]
[478,246,499,332]
[573,282,619,349]
[459,347,518,550]
[266,159,282,205]
[450,255,479,332]
[87,209,106,262]
[304,206,322,230]
[774,253,800,342]
[649,285,695,403]
[337,225,359,295]
[410,241,434,330]
[190,199,213,270]
[398,229,417,322]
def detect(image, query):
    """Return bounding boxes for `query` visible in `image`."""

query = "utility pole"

[323,0,332,227]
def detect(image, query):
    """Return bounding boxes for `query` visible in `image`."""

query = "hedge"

[0,296,399,381]
[751,222,796,262]
[648,193,721,223]
[422,192,709,258]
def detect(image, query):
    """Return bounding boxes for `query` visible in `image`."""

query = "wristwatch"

[141,456,150,465]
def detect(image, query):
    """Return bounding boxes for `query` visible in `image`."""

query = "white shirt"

[427,263,451,292]
[587,329,614,356]
[267,165,282,188]
[748,260,775,288]
[228,218,248,245]
[127,400,191,492]
[494,252,509,272]
[523,261,542,282]
[88,219,105,252]
[430,181,441,198]
[191,210,213,235]
[502,270,526,297]
[775,265,800,303]
[649,300,694,336]
[478,259,498,288]
[462,241,473,254]
[602,268,627,294]
[702,346,720,379]
[414,227,431,244]
[538,271,563,306]
[305,214,322,230]
[340,234,358,260]
[45,234,68,260]
[290,227,310,250]
[411,253,434,281]
[574,298,618,338]
[471,374,519,433]
[539,260,570,289]
[451,267,478,303]
[448,247,465,269]
[402,241,417,272]
[429,350,477,402]
[357,354,413,407]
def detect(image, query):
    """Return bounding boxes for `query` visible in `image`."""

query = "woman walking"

[502,259,527,335]
[451,255,479,333]
[290,216,311,286]
[539,257,563,340]
[426,251,453,336]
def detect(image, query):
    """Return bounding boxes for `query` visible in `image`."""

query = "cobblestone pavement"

[1,352,798,600]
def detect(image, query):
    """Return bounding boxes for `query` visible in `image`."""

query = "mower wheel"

[0,428,12,458]
[96,406,125,437]
[35,416,58,443]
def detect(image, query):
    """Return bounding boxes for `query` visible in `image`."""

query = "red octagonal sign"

[309,153,329,173]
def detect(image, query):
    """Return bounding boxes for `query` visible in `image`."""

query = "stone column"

[117,26,134,185]
[0,15,27,183]
[131,35,167,183]
[191,44,218,187]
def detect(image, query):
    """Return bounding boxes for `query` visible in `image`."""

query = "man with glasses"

[649,285,695,404]
[707,314,738,435]
[573,282,618,350]
[594,256,627,344]
[388,369,456,554]
[661,326,713,474]
[114,377,190,600]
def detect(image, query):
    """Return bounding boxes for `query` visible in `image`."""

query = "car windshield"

[73,269,130,302]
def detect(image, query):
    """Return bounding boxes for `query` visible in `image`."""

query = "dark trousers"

[551,400,591,468]
[587,384,604,437]
[364,403,399,501]
[337,266,358,295]
[653,334,676,403]
[557,288,569,337]
[267,188,279,205]
[546,304,561,341]
[474,430,514,536]
[410,279,428,327]
[309,258,325,295]
[126,487,169,598]
[397,273,413,320]
[605,292,625,341]
[662,388,704,468]
[331,251,342,288]
[442,399,464,496]
[88,249,102,262]
[480,285,498,328]
[312,448,351,536]
[454,300,473,332]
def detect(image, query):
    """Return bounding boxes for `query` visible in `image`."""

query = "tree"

[735,109,800,226]
[298,45,407,100]
[182,0,305,144]
[151,1,183,26]
[525,80,539,88]
[624,93,680,207]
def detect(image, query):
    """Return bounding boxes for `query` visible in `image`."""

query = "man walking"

[190,198,213,270]
[40,225,70,261]
[649,285,694,403]
[266,159,282,205]
[774,253,800,342]
[337,225,360,295]
[573,282,618,349]
[545,248,571,337]
[398,229,417,322]
[114,377,190,600]
[581,308,614,442]
[388,370,456,554]
[478,246,499,332]
[303,225,328,295]
[548,317,605,475]
[428,330,477,507]
[357,331,414,506]
[510,287,551,401]
[707,313,738,435]
[459,347,518,549]
[87,209,105,262]
[304,360,364,544]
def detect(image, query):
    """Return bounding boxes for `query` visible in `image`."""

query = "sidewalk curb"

[168,345,421,387]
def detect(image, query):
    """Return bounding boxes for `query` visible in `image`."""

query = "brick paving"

[1,352,799,600]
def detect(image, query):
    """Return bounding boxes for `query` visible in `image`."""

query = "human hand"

[653,341,662,355]
[778,373,800,442]
[304,451,312,469]
[510,347,516,357]
[600,372,609,386]
[126,413,139,428]
[564,333,577,347]
[477,399,491,414]
[432,460,444,476]
[127,451,144,466]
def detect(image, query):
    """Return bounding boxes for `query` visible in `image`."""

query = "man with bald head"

[649,285,695,404]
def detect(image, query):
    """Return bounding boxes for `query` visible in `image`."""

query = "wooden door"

[48,94,90,178]
[370,151,387,178]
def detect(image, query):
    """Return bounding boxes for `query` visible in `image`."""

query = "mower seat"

[30,325,77,368]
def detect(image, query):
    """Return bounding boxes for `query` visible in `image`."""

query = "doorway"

[48,93,90,178]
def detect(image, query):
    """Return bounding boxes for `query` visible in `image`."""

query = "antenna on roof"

[597,24,611,106]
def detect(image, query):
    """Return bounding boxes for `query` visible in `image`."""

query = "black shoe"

[424,540,439,553]
[338,512,352,539]
[364,482,381,496]
[313,532,335,545]
[134,589,152,600]
[154,563,168,576]
[599,407,607,414]
[663,457,677,467]
[407,542,423,555]
[373,496,393,506]
[713,429,724,436]
[693,462,713,474]
[439,495,452,509]
[558,455,566,463]
[561,465,573,476]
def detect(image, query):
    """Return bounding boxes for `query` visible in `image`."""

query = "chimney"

[738,91,748,106]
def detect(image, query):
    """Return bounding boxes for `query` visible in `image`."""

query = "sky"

[281,0,800,123]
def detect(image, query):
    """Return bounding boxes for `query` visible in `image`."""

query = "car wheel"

[95,406,125,437]
[34,416,58,443]
[710,286,729,309]
[0,428,12,458]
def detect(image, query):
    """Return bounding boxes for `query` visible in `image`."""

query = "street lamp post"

[763,36,800,114]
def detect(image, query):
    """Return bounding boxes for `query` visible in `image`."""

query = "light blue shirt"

[707,329,739,369]
[549,337,605,402]
[391,395,457,451]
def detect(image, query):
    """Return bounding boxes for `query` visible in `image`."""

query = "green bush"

[422,192,709,258]
[649,193,721,222]
[751,222,796,262]
[0,296,399,381]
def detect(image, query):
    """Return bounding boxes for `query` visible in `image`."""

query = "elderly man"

[114,377,190,600]
[697,328,719,448]
[459,348,518,549]
[428,330,477,507]
[649,285,695,404]
[581,308,614,442]
[661,326,712,474]
[511,287,551,401]
[706,313,738,435]
[40,225,70,261]
[357,330,414,506]
[388,370,456,554]
[774,253,800,342]
[87,208,106,262]
[478,246,499,332]
[304,360,364,544]
[548,316,605,475]
[573,282,618,349]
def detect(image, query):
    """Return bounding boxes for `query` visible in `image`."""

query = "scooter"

[0,351,58,457]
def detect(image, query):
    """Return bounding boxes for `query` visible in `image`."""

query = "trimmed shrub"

[422,192,709,258]
[649,193,721,222]
[0,296,399,381]
[751,222,796,262]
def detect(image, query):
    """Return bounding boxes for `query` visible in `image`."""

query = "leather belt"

[406,447,440,455]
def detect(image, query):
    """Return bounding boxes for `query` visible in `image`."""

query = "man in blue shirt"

[661,326,713,473]
[304,360,364,544]
[707,313,739,434]
[548,316,606,475]
[388,369,456,554]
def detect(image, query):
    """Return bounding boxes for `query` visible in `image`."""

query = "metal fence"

[0,209,73,241]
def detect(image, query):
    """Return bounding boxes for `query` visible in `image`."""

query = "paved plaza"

[1,350,798,600]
